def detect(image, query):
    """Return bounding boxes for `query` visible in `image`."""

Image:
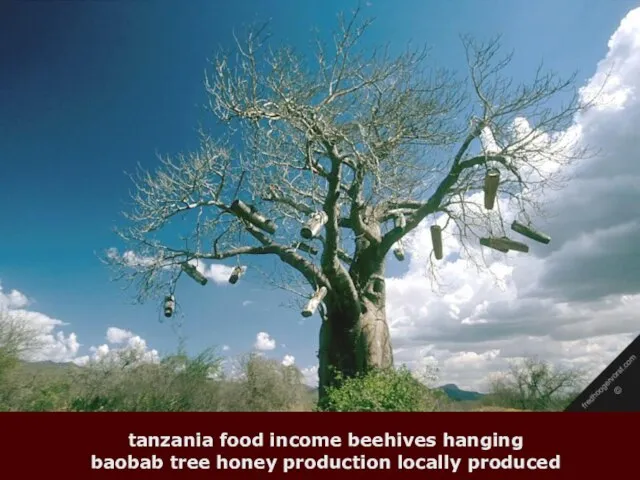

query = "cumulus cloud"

[387,8,640,392]
[254,331,276,351]
[282,354,295,366]
[0,281,158,367]
[301,365,319,387]
[0,287,29,309]
[106,326,133,344]
[0,282,80,362]
[74,329,159,367]
[222,344,230,351]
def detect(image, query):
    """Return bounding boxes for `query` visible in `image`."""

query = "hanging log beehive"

[301,211,328,239]
[479,237,509,253]
[294,242,318,255]
[430,225,443,260]
[496,236,529,253]
[228,265,246,285]
[302,286,328,318]
[392,240,405,261]
[230,200,276,234]
[181,262,208,285]
[480,236,529,253]
[163,295,175,318]
[483,168,500,210]
[511,220,551,244]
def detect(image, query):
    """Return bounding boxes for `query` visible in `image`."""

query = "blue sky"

[1,0,639,386]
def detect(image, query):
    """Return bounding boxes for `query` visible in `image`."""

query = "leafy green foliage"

[222,353,312,412]
[319,366,449,412]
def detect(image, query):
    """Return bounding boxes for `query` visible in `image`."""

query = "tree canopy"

[108,9,583,305]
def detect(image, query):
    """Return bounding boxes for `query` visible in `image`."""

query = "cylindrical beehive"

[483,168,500,210]
[295,242,319,255]
[230,200,277,234]
[228,265,246,285]
[511,220,551,244]
[479,237,509,253]
[250,213,276,235]
[301,211,328,239]
[497,236,529,253]
[181,262,208,285]
[392,241,405,261]
[163,295,175,318]
[430,225,443,260]
[302,286,328,318]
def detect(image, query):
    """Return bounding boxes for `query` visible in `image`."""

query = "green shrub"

[67,347,225,412]
[319,366,448,412]
[220,353,314,412]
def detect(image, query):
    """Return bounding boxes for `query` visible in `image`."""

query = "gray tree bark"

[317,242,393,401]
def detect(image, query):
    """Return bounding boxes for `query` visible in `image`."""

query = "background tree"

[0,310,43,376]
[107,7,585,400]
[485,357,585,411]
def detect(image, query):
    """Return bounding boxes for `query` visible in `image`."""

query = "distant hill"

[20,360,78,370]
[16,360,78,376]
[438,384,485,402]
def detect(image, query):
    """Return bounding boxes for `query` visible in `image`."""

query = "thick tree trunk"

[317,256,394,402]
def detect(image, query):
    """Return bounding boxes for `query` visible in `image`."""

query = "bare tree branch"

[108,8,587,340]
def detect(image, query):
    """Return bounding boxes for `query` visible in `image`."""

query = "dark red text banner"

[0,413,633,478]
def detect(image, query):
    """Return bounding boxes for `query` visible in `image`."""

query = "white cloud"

[74,330,159,367]
[387,8,640,392]
[1,282,80,362]
[106,248,157,268]
[0,286,29,309]
[222,344,230,351]
[73,326,160,367]
[254,331,276,351]
[106,327,133,345]
[301,365,318,388]
[188,259,235,285]
[282,354,295,366]
[0,281,158,367]
[242,300,253,307]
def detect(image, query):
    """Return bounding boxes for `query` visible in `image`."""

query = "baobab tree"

[107,8,585,400]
